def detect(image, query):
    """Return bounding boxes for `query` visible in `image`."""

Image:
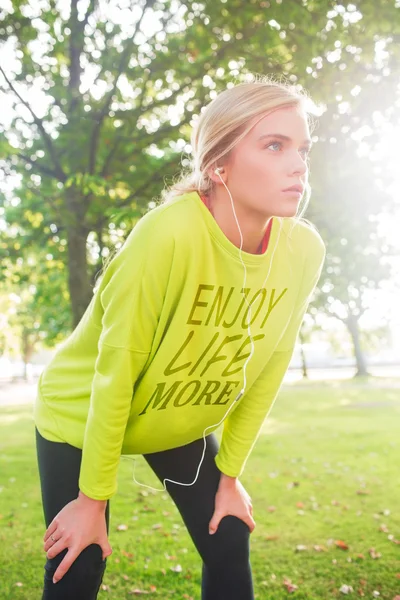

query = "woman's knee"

[204,515,251,569]
[43,544,107,594]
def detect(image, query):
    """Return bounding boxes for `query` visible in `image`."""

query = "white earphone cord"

[127,171,283,492]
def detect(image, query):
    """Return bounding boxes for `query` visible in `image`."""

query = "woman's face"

[222,105,312,218]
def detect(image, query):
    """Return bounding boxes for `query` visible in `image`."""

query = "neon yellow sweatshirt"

[34,191,326,500]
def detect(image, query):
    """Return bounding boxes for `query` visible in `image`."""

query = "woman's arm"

[214,230,326,480]
[208,232,325,534]
[79,213,175,500]
[214,347,295,479]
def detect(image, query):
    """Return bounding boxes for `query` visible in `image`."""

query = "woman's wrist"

[219,472,238,487]
[78,490,108,511]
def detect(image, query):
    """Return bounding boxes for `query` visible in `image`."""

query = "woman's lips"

[282,189,302,198]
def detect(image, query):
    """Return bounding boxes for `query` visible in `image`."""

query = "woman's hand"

[43,491,112,584]
[209,473,255,535]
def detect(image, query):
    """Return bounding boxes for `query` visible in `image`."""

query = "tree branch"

[116,155,179,210]
[81,0,97,28]
[88,0,157,174]
[100,69,154,178]
[100,22,259,176]
[0,67,66,181]
[68,0,84,100]
[18,153,60,179]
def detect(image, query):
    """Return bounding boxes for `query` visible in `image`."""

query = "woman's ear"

[208,165,226,184]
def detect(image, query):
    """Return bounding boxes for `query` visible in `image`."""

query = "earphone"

[127,167,283,492]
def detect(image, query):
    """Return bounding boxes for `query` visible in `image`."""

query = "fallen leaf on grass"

[267,506,276,512]
[313,545,327,552]
[117,524,128,531]
[339,584,353,594]
[152,523,162,530]
[287,482,300,489]
[335,540,349,550]
[295,545,307,552]
[283,577,298,593]
[14,583,23,587]
[128,584,156,594]
[379,524,389,533]
[170,564,183,572]
[369,548,382,559]
[121,550,134,558]
[101,584,110,591]
[389,536,400,544]
[265,535,279,541]
[356,490,370,495]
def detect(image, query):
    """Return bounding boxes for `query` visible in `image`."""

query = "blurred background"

[0,0,399,400]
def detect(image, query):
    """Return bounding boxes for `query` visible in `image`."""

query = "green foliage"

[0,0,399,345]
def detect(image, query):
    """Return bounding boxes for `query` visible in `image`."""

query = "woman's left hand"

[209,473,255,535]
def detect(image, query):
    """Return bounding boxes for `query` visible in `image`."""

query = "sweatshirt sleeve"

[79,215,174,500]
[214,229,326,478]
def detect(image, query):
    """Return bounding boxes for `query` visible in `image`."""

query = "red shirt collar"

[199,194,272,254]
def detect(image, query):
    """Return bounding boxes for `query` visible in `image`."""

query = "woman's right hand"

[43,491,112,584]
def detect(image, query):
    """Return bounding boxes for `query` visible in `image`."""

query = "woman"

[35,76,326,599]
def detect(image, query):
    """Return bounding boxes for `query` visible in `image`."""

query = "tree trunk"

[346,313,369,377]
[298,331,308,379]
[66,224,92,328]
[21,329,35,382]
[300,344,308,379]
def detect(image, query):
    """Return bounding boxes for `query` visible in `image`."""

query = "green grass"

[1,376,400,599]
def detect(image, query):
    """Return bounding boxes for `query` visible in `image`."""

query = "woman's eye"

[266,142,282,151]
[266,142,311,158]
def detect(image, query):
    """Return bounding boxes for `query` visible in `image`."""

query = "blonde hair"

[158,74,318,224]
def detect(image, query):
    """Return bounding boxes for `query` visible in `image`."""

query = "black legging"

[35,427,254,600]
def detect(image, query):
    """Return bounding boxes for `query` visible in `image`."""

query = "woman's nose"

[292,154,308,176]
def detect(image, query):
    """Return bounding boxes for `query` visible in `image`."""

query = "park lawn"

[0,376,399,599]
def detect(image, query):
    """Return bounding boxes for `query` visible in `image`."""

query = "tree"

[306,133,394,376]
[1,0,399,346]
[0,236,71,376]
